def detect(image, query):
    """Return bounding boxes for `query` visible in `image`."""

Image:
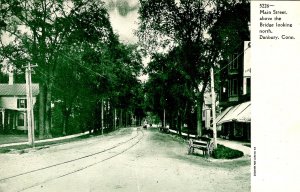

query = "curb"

[0,126,141,148]
[0,131,90,148]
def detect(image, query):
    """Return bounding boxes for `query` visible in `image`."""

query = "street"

[0,127,250,192]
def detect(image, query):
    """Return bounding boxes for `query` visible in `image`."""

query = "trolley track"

[0,127,144,192]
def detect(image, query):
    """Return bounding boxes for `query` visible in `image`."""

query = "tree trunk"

[138,115,140,126]
[62,115,66,136]
[178,111,182,136]
[120,109,123,128]
[196,98,204,137]
[62,106,71,136]
[44,84,52,138]
[113,108,116,130]
[105,100,109,130]
[170,113,174,131]
[38,84,46,139]
[125,111,127,127]
[63,113,70,135]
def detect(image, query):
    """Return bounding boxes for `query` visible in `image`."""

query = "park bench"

[159,127,170,133]
[188,136,214,157]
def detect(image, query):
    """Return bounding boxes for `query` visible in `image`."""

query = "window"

[246,78,251,94]
[231,53,239,69]
[229,79,238,96]
[17,112,25,127]
[223,87,226,93]
[232,53,239,69]
[17,99,27,108]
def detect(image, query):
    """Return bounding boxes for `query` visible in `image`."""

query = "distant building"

[0,73,39,133]
[202,92,212,130]
[216,41,251,141]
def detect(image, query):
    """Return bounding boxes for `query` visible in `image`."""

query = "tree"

[1,0,69,138]
[51,34,144,135]
[137,0,218,136]
[2,0,145,137]
[144,49,196,135]
[138,0,250,136]
[209,0,250,59]
[110,43,144,127]
[0,0,116,138]
[209,0,250,105]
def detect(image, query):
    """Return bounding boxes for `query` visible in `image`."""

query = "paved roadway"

[0,127,250,192]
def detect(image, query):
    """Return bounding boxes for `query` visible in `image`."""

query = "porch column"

[12,111,16,130]
[7,112,10,128]
[1,110,4,131]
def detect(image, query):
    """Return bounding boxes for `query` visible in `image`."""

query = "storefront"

[216,101,251,141]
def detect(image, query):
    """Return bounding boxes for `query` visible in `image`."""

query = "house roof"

[0,84,39,96]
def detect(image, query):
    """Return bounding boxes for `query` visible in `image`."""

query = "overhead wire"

[33,66,100,103]
[28,48,138,105]
[214,43,251,75]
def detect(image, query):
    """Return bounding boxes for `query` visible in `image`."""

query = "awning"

[216,101,251,125]
[215,106,233,123]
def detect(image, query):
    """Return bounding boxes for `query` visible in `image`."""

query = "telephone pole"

[101,99,104,135]
[24,64,37,147]
[163,109,166,128]
[210,67,217,149]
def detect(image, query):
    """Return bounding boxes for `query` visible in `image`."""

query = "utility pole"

[113,108,116,130]
[210,67,217,149]
[101,99,104,135]
[163,109,166,128]
[24,64,37,147]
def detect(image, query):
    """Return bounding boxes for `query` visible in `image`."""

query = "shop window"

[17,99,27,108]
[234,126,243,137]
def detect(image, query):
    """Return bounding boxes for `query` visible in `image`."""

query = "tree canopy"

[0,0,250,138]
[138,0,250,135]
[1,0,145,137]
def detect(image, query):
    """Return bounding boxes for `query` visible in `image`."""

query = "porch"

[0,108,29,134]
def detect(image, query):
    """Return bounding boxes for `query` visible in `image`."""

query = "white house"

[0,73,39,132]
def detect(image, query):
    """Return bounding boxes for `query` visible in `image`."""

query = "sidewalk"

[0,131,90,148]
[168,129,251,156]
[217,138,251,156]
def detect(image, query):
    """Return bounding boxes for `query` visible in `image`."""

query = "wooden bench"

[159,127,170,133]
[188,136,214,157]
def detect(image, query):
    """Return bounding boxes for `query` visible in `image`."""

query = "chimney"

[8,72,14,85]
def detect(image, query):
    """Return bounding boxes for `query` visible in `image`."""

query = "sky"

[1,0,148,80]
[104,0,140,43]
[1,0,140,45]
[103,0,149,81]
